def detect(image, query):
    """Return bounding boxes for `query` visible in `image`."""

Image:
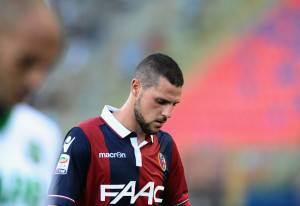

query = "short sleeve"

[164,135,190,206]
[48,127,91,206]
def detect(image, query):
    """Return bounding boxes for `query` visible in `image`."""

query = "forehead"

[16,9,60,48]
[145,77,182,101]
[0,6,61,66]
[0,29,60,71]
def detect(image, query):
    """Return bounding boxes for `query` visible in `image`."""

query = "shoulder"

[10,104,61,148]
[75,116,105,140]
[9,104,62,162]
[13,103,60,133]
[77,116,104,130]
[63,127,91,154]
[156,130,175,151]
[157,130,174,143]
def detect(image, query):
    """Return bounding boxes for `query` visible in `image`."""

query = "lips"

[156,117,167,124]
[156,120,165,124]
[155,120,166,128]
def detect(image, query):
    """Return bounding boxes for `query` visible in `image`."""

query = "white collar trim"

[101,105,154,143]
[100,105,131,138]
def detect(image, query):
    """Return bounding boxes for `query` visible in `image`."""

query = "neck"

[113,99,146,140]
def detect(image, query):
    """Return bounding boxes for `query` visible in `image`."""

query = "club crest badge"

[158,153,167,172]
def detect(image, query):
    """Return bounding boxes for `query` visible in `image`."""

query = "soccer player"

[0,0,62,205]
[48,53,190,206]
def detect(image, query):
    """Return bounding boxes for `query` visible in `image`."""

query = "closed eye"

[155,98,170,105]
[173,102,179,106]
[18,54,39,72]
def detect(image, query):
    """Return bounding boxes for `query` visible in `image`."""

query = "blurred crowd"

[4,0,300,205]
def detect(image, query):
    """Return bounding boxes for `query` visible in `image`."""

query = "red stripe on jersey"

[136,135,165,205]
[78,117,111,206]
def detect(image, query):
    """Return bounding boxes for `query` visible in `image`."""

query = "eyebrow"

[156,97,180,105]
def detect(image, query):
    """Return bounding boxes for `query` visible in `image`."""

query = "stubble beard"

[134,96,155,135]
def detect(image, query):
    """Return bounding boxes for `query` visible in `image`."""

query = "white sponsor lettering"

[100,181,164,205]
[99,152,126,158]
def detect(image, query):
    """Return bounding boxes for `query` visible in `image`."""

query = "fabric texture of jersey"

[0,103,61,206]
[48,105,190,206]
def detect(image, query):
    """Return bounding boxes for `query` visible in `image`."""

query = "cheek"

[0,65,20,92]
[2,71,29,103]
[0,75,20,104]
[0,44,25,93]
[144,104,162,120]
[139,97,155,111]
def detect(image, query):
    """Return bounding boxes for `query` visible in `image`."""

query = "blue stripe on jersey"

[48,127,91,204]
[157,131,173,175]
[157,131,173,201]
[100,124,139,206]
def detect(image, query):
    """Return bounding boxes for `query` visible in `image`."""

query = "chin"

[151,128,160,134]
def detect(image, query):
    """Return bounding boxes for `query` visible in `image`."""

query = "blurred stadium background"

[37,0,300,205]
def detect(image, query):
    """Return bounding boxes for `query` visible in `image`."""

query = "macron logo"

[63,136,75,153]
[99,152,126,159]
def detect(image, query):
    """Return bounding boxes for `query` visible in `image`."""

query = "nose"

[162,105,174,119]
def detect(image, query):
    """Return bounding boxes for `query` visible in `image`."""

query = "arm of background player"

[48,127,91,206]
[165,139,191,206]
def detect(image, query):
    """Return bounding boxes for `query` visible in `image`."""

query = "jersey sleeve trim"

[48,194,76,205]
[174,198,190,206]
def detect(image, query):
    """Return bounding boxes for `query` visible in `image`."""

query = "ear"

[131,78,141,97]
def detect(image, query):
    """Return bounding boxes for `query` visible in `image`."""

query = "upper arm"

[160,132,190,205]
[48,127,91,206]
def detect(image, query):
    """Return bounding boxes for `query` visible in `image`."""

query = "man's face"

[0,5,61,110]
[134,76,182,135]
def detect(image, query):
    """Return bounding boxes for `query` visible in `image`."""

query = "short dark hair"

[134,53,184,88]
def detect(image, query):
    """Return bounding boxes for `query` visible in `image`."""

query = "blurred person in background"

[48,53,190,206]
[0,0,63,205]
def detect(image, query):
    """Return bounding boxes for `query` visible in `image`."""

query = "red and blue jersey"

[48,105,190,206]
